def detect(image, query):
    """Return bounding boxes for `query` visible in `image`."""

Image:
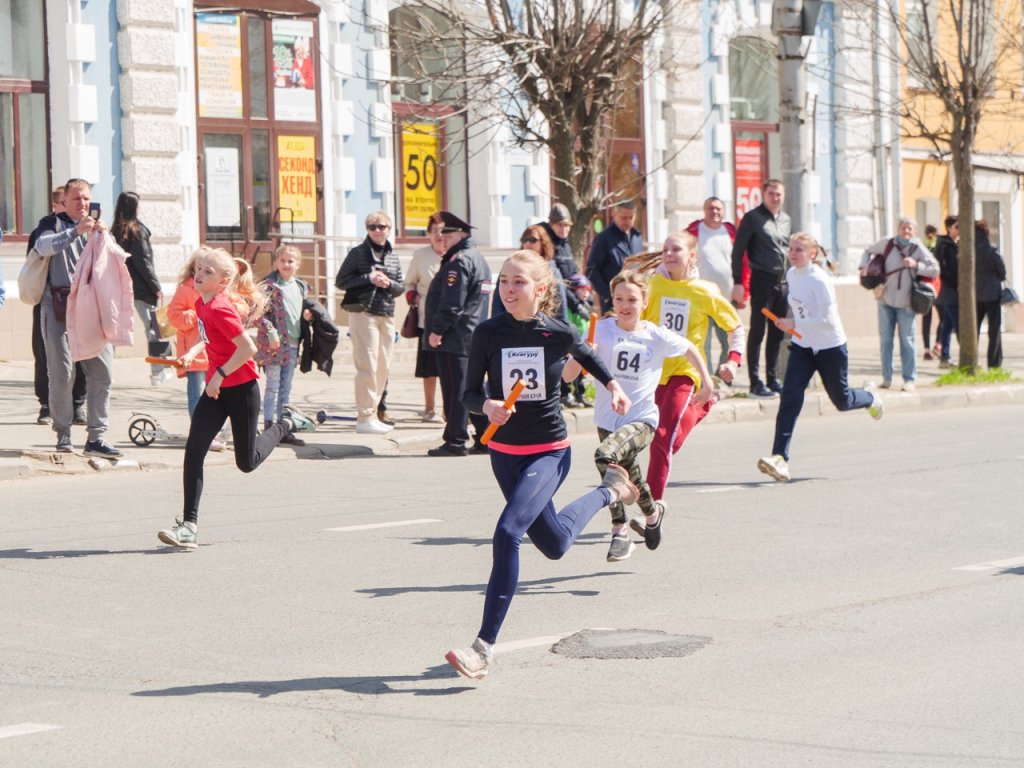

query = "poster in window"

[734,138,764,220]
[272,19,316,122]
[401,123,442,230]
[277,135,318,227]
[204,147,241,227]
[196,14,243,119]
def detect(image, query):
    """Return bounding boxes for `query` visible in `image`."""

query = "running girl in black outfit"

[445,250,638,680]
[156,248,315,549]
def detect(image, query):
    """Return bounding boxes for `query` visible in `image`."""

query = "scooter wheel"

[316,410,327,424]
[129,417,157,446]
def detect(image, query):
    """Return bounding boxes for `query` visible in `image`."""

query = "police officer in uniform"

[424,211,493,456]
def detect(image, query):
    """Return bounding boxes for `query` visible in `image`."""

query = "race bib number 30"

[660,297,691,338]
[501,347,545,401]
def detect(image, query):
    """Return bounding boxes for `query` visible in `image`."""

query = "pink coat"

[67,231,135,361]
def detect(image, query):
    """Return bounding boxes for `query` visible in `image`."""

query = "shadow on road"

[356,569,628,599]
[131,664,475,698]
[0,547,175,559]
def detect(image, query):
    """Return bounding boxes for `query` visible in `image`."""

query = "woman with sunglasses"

[335,211,404,435]
[491,225,570,324]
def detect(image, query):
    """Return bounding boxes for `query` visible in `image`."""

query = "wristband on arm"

[216,366,228,379]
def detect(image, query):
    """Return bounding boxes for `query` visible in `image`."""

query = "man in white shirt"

[686,197,738,367]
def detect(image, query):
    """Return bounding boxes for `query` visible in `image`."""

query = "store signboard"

[734,138,764,220]
[401,123,442,230]
[196,13,243,119]
[272,19,316,122]
[277,135,318,224]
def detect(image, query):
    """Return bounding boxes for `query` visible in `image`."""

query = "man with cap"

[542,203,578,286]
[423,211,493,456]
[585,199,645,314]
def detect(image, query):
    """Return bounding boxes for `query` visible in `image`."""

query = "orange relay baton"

[587,313,598,344]
[480,378,527,446]
[145,356,184,368]
[761,308,803,340]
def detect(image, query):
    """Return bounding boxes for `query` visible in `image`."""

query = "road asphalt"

[0,331,1021,481]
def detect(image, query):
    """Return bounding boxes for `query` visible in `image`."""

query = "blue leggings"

[478,447,613,645]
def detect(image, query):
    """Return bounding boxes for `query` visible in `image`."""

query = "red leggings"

[646,375,712,501]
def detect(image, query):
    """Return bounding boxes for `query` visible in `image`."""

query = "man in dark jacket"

[585,200,644,313]
[933,215,959,366]
[974,220,1007,368]
[730,179,791,398]
[424,211,493,456]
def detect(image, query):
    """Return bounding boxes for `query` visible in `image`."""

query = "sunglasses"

[367,224,390,231]
[521,237,539,244]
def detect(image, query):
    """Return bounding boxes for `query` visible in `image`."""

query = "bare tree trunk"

[952,135,979,372]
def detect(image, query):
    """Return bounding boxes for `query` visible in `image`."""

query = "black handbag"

[910,279,936,315]
[1000,283,1020,306]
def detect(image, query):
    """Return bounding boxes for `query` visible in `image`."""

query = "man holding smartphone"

[30,178,123,457]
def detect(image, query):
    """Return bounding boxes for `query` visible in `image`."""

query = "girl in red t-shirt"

[157,248,315,549]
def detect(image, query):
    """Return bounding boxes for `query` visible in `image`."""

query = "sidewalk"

[1,332,1022,481]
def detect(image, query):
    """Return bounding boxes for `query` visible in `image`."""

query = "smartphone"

[89,203,101,220]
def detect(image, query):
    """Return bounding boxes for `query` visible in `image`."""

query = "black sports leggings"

[182,378,289,523]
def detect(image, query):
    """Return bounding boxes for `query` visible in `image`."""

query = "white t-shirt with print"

[592,317,693,431]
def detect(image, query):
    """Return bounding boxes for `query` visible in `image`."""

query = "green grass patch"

[935,366,1018,386]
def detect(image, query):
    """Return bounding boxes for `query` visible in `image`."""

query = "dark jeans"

[771,343,873,460]
[478,447,611,644]
[977,300,1003,368]
[33,302,86,409]
[937,303,959,361]
[747,271,788,386]
[182,379,289,524]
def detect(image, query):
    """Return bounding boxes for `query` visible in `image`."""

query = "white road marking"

[954,555,1024,572]
[325,518,442,533]
[696,486,744,494]
[0,723,61,740]
[494,634,569,655]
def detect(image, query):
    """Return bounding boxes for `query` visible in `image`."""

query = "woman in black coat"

[112,191,167,383]
[974,220,1007,368]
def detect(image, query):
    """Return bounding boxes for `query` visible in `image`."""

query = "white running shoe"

[757,454,791,482]
[868,391,884,421]
[445,638,492,680]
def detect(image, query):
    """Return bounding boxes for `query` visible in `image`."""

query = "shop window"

[0,0,49,236]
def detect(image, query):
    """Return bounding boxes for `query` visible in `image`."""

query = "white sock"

[184,521,197,533]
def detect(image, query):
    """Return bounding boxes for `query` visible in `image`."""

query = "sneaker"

[281,431,306,446]
[421,410,443,423]
[55,434,73,453]
[601,463,639,506]
[749,381,778,399]
[469,440,489,455]
[157,519,198,550]
[923,350,933,361]
[560,395,580,409]
[208,438,227,452]
[902,381,916,393]
[355,417,392,435]
[767,379,784,395]
[938,358,951,369]
[150,368,174,386]
[710,375,733,402]
[606,531,635,562]
[427,443,468,457]
[445,638,492,680]
[283,405,317,433]
[868,391,884,421]
[377,408,396,426]
[879,380,892,389]
[757,454,790,482]
[84,439,123,459]
[37,406,52,425]
[72,407,87,426]
[629,501,666,551]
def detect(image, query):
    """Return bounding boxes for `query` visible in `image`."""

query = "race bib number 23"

[501,347,545,401]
